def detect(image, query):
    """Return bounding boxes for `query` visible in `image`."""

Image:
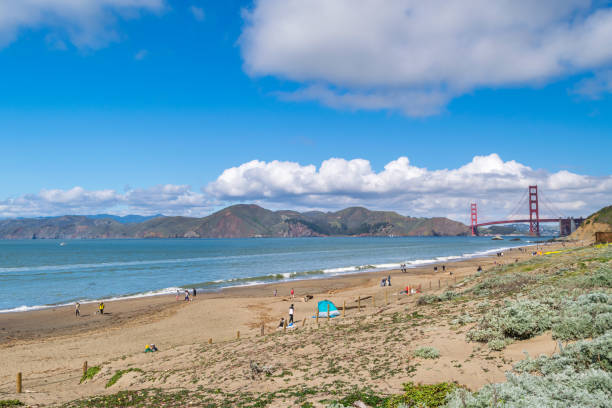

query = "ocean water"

[0,236,543,312]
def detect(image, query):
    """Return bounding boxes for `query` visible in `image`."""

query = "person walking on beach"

[99,302,105,315]
[290,288,295,299]
[184,290,190,302]
[176,290,180,301]
[75,302,80,317]
[289,304,294,324]
[442,265,446,272]
[388,275,391,286]
[192,288,197,298]
[274,288,277,297]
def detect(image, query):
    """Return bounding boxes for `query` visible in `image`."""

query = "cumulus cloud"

[0,0,164,49]
[0,185,211,218]
[240,0,612,115]
[206,154,612,222]
[2,156,609,222]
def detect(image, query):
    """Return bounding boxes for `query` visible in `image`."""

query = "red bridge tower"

[470,203,478,236]
[529,185,540,236]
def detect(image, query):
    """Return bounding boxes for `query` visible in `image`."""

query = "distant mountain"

[479,223,559,236]
[85,214,164,224]
[0,205,470,239]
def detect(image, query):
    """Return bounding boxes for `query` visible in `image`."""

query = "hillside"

[569,205,612,241]
[0,205,469,239]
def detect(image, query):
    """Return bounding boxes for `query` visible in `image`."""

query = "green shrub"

[580,266,612,288]
[487,338,511,351]
[417,291,458,306]
[335,388,388,407]
[105,368,143,388]
[515,331,612,374]
[470,273,538,297]
[552,293,612,340]
[386,382,456,408]
[468,293,612,349]
[413,347,440,359]
[80,366,101,383]
[446,368,612,408]
[498,300,553,340]
[451,314,475,326]
[0,401,24,407]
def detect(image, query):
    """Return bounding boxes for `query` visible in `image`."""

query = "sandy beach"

[0,240,573,406]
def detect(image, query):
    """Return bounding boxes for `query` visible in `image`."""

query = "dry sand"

[0,240,572,406]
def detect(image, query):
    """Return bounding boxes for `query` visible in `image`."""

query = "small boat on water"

[59,242,66,246]
[491,235,504,240]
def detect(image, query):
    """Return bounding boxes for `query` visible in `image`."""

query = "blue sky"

[0,0,611,222]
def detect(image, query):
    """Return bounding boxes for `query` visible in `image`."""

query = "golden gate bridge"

[470,185,584,237]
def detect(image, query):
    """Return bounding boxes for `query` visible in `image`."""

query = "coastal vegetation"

[55,243,611,407]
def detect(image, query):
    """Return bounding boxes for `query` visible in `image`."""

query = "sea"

[0,236,546,312]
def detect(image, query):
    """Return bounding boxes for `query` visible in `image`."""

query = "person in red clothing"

[290,288,295,299]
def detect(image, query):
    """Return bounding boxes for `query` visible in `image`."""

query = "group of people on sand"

[75,301,105,317]
[380,275,392,287]
[273,288,295,298]
[176,288,197,301]
[400,263,408,272]
[278,303,296,328]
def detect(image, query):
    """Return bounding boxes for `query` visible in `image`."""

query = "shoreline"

[0,240,567,345]
[0,238,547,314]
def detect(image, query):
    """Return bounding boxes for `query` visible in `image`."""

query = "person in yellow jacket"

[99,302,105,315]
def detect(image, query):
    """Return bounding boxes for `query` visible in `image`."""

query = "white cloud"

[189,6,205,22]
[240,0,612,115]
[573,70,612,99]
[0,0,164,49]
[0,184,211,218]
[1,156,609,223]
[207,154,612,221]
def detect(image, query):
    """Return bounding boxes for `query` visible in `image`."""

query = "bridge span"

[470,185,584,237]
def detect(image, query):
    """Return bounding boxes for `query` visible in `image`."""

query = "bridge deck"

[475,219,560,227]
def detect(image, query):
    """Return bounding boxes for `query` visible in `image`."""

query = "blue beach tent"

[314,300,340,318]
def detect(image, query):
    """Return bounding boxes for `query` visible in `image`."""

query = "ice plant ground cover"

[26,244,611,407]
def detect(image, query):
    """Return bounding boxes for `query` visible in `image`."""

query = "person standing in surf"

[75,302,80,317]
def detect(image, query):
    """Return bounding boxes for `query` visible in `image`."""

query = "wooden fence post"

[208,338,212,344]
[385,291,388,305]
[343,300,346,317]
[358,296,361,312]
[302,317,306,327]
[429,281,432,290]
[16,372,22,394]
[327,304,330,321]
[372,295,375,308]
[316,307,319,325]
[438,279,441,288]
[260,324,264,336]
[237,330,240,339]
[283,320,287,332]
[83,361,88,377]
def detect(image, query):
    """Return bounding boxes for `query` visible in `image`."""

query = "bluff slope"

[569,205,612,241]
[0,205,469,239]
